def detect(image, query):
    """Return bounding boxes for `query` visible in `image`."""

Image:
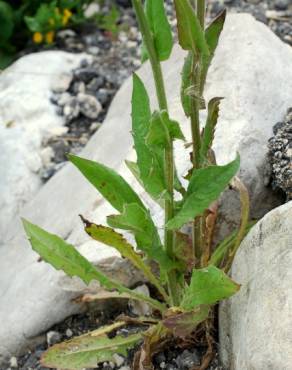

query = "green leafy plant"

[23,0,251,368]
[0,0,117,68]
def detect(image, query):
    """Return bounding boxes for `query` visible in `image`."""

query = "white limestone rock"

[0,51,89,242]
[220,201,292,370]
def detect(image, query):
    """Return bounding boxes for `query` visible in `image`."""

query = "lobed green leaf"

[68,154,145,214]
[22,219,166,312]
[181,265,240,310]
[167,156,240,229]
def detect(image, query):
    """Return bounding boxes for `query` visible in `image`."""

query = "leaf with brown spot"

[162,306,210,338]
[82,216,169,303]
[174,231,195,272]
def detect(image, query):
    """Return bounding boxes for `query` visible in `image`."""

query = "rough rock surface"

[0,51,89,242]
[220,201,292,370]
[1,14,292,362]
[268,107,292,199]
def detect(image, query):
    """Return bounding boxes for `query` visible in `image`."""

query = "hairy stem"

[190,0,207,265]
[190,53,203,261]
[132,0,178,306]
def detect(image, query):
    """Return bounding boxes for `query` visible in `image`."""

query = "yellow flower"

[62,8,73,26]
[63,8,73,18]
[45,31,55,44]
[33,32,43,44]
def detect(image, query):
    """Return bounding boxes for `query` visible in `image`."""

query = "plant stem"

[131,0,179,306]
[190,0,206,264]
[132,0,167,109]
[190,55,201,170]
[224,177,250,272]
[197,0,206,28]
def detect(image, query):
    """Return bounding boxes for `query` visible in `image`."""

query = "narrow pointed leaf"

[107,203,177,271]
[167,156,240,229]
[174,0,210,56]
[199,97,223,164]
[41,327,142,370]
[181,265,240,310]
[22,219,166,312]
[205,9,226,57]
[82,218,169,302]
[132,74,166,200]
[146,110,185,149]
[125,160,142,185]
[201,9,226,88]
[181,52,192,117]
[144,0,173,61]
[163,306,209,338]
[68,154,145,214]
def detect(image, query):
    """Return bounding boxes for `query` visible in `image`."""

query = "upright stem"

[190,55,201,169]
[132,0,179,306]
[197,0,206,28]
[190,0,206,263]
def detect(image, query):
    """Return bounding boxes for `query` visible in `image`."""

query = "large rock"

[220,201,292,369]
[1,14,292,362]
[0,51,88,242]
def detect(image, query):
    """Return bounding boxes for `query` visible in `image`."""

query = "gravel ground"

[5,305,224,370]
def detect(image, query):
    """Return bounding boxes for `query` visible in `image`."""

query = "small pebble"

[77,93,102,119]
[112,353,124,367]
[9,357,18,368]
[46,331,62,346]
[274,0,289,10]
[66,328,73,337]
